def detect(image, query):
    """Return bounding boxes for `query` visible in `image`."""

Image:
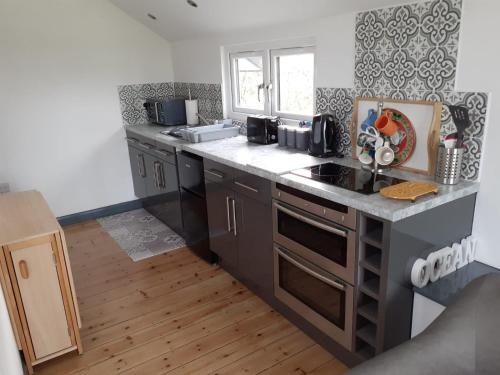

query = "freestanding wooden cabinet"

[0,191,82,374]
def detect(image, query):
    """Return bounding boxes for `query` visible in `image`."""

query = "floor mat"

[97,208,186,262]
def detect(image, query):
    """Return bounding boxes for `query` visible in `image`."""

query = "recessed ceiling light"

[187,0,198,8]
[147,13,157,20]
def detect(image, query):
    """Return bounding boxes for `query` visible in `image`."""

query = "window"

[271,48,315,118]
[225,42,315,121]
[230,51,268,114]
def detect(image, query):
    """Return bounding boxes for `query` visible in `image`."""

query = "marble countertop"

[125,124,480,222]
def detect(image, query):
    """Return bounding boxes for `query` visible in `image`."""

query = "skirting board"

[57,200,143,226]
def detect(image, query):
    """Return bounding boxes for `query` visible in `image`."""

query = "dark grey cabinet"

[236,192,273,300]
[205,177,238,271]
[143,153,178,197]
[125,134,183,234]
[204,158,273,300]
[127,142,148,199]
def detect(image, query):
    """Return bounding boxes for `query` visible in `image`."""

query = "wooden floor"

[35,220,348,375]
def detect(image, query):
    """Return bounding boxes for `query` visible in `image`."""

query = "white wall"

[457,0,500,268]
[0,0,174,217]
[172,13,355,88]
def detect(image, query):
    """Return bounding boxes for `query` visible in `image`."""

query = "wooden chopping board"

[380,181,439,202]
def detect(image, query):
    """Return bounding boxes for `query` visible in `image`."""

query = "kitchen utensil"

[379,181,439,202]
[448,105,470,148]
[375,141,395,166]
[435,145,464,185]
[444,133,458,149]
[375,112,398,136]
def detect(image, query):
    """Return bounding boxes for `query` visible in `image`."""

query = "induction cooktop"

[291,163,406,195]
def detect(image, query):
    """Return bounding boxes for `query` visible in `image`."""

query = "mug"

[375,141,395,166]
[359,145,374,165]
[375,113,398,136]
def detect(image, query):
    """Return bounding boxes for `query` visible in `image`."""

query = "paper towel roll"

[428,252,443,282]
[185,99,199,125]
[411,258,430,288]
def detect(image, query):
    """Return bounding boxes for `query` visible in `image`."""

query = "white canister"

[185,99,199,125]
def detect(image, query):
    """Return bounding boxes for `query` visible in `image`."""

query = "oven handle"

[274,202,347,238]
[276,247,345,291]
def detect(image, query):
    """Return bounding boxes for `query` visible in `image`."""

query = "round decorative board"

[383,108,417,167]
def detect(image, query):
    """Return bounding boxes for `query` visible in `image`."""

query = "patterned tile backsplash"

[117,82,223,126]
[317,0,490,181]
[118,82,174,125]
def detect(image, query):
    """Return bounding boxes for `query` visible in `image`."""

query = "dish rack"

[178,123,240,143]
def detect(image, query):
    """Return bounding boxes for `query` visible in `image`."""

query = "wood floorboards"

[35,220,348,375]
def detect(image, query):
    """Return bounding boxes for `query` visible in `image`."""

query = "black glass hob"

[291,163,406,195]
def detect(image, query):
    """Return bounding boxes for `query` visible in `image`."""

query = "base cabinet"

[0,191,82,374]
[204,159,273,300]
[236,193,273,300]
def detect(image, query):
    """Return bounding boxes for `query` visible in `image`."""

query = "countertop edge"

[124,125,480,222]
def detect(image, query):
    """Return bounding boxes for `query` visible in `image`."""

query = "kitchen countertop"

[125,124,480,222]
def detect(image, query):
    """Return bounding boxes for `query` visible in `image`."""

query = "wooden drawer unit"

[0,191,82,374]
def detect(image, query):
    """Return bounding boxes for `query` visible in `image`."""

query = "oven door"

[274,246,354,351]
[273,201,356,284]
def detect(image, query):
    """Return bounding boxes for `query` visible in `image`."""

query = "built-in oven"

[272,185,356,284]
[274,245,354,350]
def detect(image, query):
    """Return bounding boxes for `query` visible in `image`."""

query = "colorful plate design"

[383,108,416,167]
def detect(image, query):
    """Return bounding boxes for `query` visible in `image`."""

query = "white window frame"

[221,37,316,123]
[270,46,316,121]
[229,50,269,115]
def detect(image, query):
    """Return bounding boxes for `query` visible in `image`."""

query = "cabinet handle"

[232,199,237,236]
[275,246,345,291]
[157,149,174,158]
[153,162,160,188]
[19,260,29,279]
[225,196,232,232]
[157,162,165,188]
[137,154,146,178]
[205,169,224,179]
[142,142,155,150]
[126,137,139,144]
[234,181,259,193]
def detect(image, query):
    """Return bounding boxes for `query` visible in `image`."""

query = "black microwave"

[246,115,279,144]
[144,98,186,126]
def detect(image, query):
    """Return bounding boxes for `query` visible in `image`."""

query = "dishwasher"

[177,151,215,263]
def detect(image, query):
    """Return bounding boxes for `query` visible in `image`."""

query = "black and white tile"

[117,82,175,125]
[117,82,223,126]
[355,0,462,94]
[316,88,355,155]
[316,0,491,180]
[174,82,223,122]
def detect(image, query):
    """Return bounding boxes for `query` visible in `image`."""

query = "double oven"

[272,183,357,351]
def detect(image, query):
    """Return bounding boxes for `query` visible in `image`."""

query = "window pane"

[234,56,264,110]
[276,53,314,116]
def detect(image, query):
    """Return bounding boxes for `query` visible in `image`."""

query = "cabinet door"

[10,238,72,359]
[143,153,176,197]
[205,178,237,271]
[127,145,148,199]
[236,193,274,300]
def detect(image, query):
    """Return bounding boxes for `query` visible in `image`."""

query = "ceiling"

[110,0,421,42]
